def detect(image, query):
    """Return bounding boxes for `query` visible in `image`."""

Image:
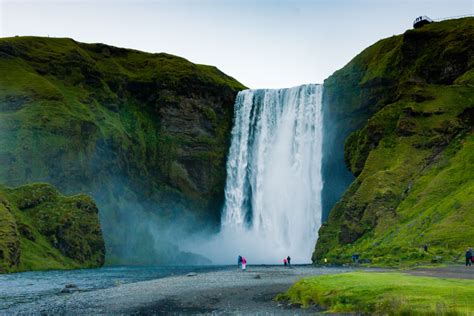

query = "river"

[0,265,232,311]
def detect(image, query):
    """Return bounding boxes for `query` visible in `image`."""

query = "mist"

[91,177,215,265]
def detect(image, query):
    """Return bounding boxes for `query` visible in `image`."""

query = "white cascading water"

[183,84,323,264]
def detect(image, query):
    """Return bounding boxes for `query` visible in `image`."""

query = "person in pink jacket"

[241,257,247,271]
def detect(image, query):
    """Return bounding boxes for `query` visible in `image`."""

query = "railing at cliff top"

[432,14,473,22]
[413,14,473,28]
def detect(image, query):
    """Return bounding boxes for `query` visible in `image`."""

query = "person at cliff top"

[287,256,291,267]
[241,257,247,271]
[283,258,287,266]
[466,247,472,267]
[237,255,242,268]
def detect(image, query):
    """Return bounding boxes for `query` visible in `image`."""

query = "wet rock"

[60,284,79,293]
[396,116,419,136]
[17,223,35,241]
[186,272,197,277]
[60,287,74,294]
[404,181,413,194]
[0,95,31,112]
[254,274,261,279]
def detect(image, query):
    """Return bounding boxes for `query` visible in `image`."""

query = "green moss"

[0,183,105,273]
[280,272,474,314]
[315,18,474,266]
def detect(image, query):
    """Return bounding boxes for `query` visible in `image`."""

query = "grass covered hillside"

[0,183,104,273]
[0,36,246,264]
[314,18,474,266]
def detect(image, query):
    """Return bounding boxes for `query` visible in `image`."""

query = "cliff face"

[0,37,246,264]
[315,18,474,265]
[0,183,104,273]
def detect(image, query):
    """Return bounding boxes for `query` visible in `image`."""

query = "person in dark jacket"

[466,247,472,267]
[238,255,242,268]
[287,256,291,267]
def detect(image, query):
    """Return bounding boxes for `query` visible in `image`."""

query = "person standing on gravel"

[241,257,247,271]
[238,255,242,268]
[287,256,291,267]
[466,247,472,267]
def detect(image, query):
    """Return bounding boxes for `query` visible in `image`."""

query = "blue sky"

[1,0,472,88]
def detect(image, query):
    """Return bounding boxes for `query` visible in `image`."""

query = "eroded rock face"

[315,18,474,265]
[0,183,105,273]
[0,199,20,273]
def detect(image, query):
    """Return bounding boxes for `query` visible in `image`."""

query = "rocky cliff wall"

[0,36,246,264]
[315,18,474,266]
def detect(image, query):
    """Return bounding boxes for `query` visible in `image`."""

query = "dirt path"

[407,265,474,280]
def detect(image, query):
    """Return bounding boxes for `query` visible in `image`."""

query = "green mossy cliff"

[0,183,104,273]
[0,36,246,264]
[315,18,474,266]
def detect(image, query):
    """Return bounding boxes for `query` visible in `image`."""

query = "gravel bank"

[6,265,354,314]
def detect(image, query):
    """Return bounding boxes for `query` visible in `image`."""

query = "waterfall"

[220,84,324,263]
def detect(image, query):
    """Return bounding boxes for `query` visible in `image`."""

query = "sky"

[0,0,472,89]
